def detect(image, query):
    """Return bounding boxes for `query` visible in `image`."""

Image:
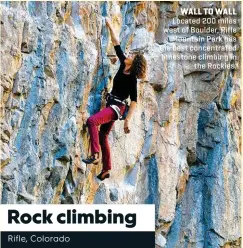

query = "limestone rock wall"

[0,1,241,247]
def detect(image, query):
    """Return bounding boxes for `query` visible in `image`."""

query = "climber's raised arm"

[105,17,120,46]
[105,17,126,63]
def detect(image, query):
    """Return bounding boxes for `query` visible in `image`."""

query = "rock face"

[0,1,241,247]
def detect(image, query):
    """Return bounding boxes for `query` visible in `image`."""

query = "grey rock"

[0,2,241,246]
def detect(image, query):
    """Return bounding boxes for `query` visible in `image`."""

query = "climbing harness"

[106,93,129,120]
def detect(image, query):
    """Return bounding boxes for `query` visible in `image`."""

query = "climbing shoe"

[82,154,99,165]
[97,170,110,181]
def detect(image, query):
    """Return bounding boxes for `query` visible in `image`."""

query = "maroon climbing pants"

[86,104,126,171]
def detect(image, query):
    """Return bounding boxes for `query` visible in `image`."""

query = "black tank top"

[111,45,137,102]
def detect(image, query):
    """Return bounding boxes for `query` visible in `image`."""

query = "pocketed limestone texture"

[0,1,241,247]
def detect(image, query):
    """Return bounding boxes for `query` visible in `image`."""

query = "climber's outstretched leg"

[82,106,117,165]
[96,121,114,180]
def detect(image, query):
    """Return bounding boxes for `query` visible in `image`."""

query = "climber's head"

[125,51,147,79]
[125,51,136,62]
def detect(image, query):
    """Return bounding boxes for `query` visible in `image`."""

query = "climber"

[82,17,147,181]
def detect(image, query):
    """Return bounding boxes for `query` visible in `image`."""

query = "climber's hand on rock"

[124,119,130,134]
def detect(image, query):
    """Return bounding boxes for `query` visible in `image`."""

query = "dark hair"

[130,53,147,79]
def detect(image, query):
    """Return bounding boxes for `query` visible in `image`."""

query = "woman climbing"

[82,17,147,181]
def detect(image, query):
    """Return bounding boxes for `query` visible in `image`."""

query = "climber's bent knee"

[86,116,95,126]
